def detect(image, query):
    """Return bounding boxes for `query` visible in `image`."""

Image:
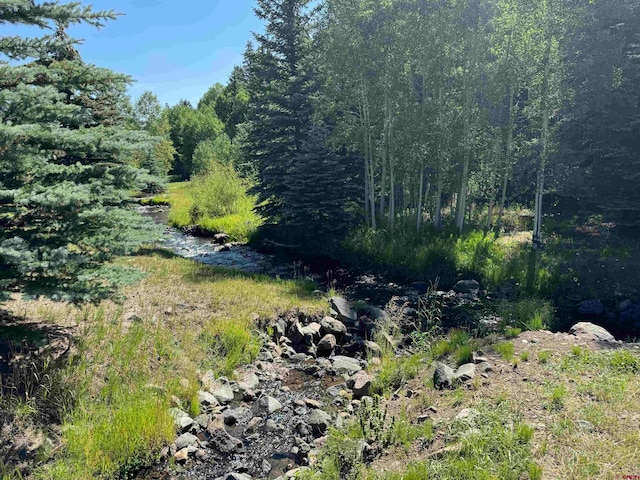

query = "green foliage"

[538,350,552,364]
[0,0,162,302]
[366,402,540,480]
[245,1,356,250]
[203,319,261,376]
[455,345,474,366]
[372,354,423,395]
[504,327,522,339]
[166,101,224,179]
[499,298,554,331]
[493,342,514,361]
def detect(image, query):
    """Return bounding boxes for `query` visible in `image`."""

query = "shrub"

[190,163,252,219]
[493,342,514,361]
[538,350,552,364]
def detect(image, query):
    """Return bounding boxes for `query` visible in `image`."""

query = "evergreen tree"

[245,0,354,249]
[0,1,161,302]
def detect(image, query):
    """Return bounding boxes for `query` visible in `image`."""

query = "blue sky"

[15,0,263,106]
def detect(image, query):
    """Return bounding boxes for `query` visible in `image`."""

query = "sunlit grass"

[3,252,325,479]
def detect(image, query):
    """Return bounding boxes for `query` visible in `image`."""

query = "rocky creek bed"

[134,206,640,480]
[135,298,386,480]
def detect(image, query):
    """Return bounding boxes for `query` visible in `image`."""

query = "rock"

[304,398,322,409]
[123,311,142,323]
[265,419,280,432]
[349,371,373,399]
[207,426,243,454]
[329,297,358,325]
[169,408,194,432]
[578,299,605,317]
[455,408,479,420]
[255,395,283,415]
[175,432,199,450]
[197,390,219,408]
[410,281,429,294]
[194,414,210,429]
[577,419,595,432]
[209,377,234,404]
[237,372,260,392]
[223,407,253,426]
[472,351,489,364]
[477,361,493,373]
[308,409,332,436]
[569,322,615,342]
[219,243,232,252]
[317,334,337,356]
[302,322,322,340]
[454,363,476,382]
[289,352,308,363]
[213,233,230,244]
[453,280,480,294]
[245,416,263,433]
[288,322,306,345]
[320,317,347,337]
[433,362,455,389]
[366,306,391,323]
[363,340,382,357]
[332,355,362,374]
[262,459,272,473]
[215,473,252,480]
[174,448,189,464]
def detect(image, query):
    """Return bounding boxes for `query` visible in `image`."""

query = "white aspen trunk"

[487,134,500,231]
[456,90,473,233]
[434,86,444,229]
[533,35,553,246]
[496,88,515,234]
[362,80,377,230]
[417,167,424,231]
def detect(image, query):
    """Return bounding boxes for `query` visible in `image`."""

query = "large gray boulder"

[454,363,476,382]
[329,297,358,325]
[433,362,455,389]
[332,355,362,374]
[317,334,337,356]
[308,409,332,436]
[349,371,373,399]
[209,377,234,405]
[453,279,480,294]
[320,317,347,337]
[569,322,615,342]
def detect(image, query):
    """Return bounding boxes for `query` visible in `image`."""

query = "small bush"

[608,349,640,374]
[538,350,552,364]
[204,319,261,376]
[494,342,514,361]
[499,298,554,332]
[455,345,473,366]
[546,384,567,411]
[505,327,522,339]
[519,351,530,362]
[372,354,423,394]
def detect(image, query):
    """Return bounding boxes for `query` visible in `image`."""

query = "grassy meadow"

[0,251,325,479]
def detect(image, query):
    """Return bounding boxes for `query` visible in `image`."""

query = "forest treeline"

[2,0,639,300]
[139,0,640,249]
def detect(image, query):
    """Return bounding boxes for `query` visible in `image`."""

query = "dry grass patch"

[366,330,640,480]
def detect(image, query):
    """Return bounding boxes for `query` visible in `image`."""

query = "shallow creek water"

[135,206,364,480]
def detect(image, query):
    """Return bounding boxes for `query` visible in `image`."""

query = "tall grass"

[343,221,561,296]
[2,253,326,480]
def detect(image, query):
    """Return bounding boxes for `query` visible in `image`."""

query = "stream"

[135,206,389,480]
